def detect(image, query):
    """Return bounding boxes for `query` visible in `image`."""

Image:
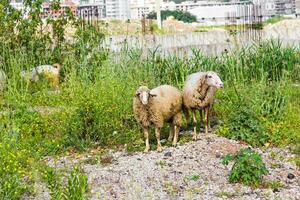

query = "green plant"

[262,180,284,190]
[217,103,269,147]
[147,10,197,23]
[184,174,201,182]
[44,166,88,200]
[65,166,88,200]
[222,148,268,186]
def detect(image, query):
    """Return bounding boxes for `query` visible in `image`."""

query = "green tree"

[147,10,197,23]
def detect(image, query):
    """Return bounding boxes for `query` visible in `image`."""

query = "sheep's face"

[53,63,62,72]
[135,86,152,105]
[205,71,224,89]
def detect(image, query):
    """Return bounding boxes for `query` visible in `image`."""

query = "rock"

[160,139,167,144]
[273,188,279,193]
[287,173,295,179]
[41,133,300,200]
[164,152,172,157]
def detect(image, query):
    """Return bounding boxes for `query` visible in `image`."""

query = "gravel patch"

[43,134,299,200]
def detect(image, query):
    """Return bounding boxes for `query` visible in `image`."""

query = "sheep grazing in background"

[0,69,7,92]
[21,64,62,89]
[183,71,223,139]
[133,85,183,152]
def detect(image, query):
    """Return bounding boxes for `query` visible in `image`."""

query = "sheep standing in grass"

[183,71,223,139]
[0,69,7,92]
[133,85,182,152]
[21,64,62,89]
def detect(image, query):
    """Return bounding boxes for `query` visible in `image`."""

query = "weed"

[262,180,284,190]
[215,191,235,198]
[44,165,88,200]
[184,174,201,182]
[222,148,268,186]
[156,160,167,169]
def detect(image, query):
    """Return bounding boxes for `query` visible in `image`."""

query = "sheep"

[0,69,7,92]
[183,71,223,140]
[21,64,62,89]
[133,85,182,152]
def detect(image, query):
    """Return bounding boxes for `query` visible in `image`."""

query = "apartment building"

[42,0,77,18]
[10,0,24,10]
[296,0,300,14]
[78,0,130,20]
[77,0,106,18]
[274,0,295,15]
[105,0,130,19]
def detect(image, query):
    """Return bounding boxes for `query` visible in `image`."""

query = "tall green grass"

[1,36,300,198]
[1,2,300,198]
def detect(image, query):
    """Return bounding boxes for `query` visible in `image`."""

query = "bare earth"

[42,133,299,200]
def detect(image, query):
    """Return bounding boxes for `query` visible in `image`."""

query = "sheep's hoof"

[172,142,177,147]
[193,135,197,141]
[144,147,150,153]
[168,136,173,142]
[157,146,163,152]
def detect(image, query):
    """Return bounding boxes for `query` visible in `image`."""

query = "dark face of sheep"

[205,71,224,89]
[135,86,157,105]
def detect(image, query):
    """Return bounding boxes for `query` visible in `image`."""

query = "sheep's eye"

[136,92,140,97]
[208,76,212,78]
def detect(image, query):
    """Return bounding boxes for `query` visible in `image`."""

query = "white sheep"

[133,85,183,152]
[21,64,62,88]
[0,69,7,92]
[183,71,223,140]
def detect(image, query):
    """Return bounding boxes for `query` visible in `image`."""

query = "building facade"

[10,0,24,10]
[296,0,300,14]
[189,1,254,26]
[77,0,106,19]
[274,0,295,15]
[77,0,130,20]
[42,0,77,18]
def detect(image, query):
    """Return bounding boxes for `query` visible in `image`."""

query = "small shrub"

[44,166,88,200]
[222,148,268,186]
[64,166,88,200]
[218,105,269,147]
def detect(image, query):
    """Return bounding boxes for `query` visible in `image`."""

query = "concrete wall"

[103,19,300,57]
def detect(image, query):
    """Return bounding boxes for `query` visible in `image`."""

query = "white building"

[105,0,130,19]
[78,0,130,20]
[130,0,155,19]
[77,0,105,19]
[189,1,253,26]
[10,0,24,10]
[175,0,204,12]
[296,0,300,14]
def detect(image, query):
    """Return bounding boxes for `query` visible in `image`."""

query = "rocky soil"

[42,133,299,200]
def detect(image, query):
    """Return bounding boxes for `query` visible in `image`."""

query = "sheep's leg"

[143,128,150,153]
[183,107,190,128]
[208,105,213,132]
[192,110,197,141]
[199,109,203,129]
[168,124,174,142]
[204,107,209,135]
[172,124,179,147]
[155,127,163,152]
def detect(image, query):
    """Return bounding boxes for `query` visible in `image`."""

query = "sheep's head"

[204,71,224,89]
[53,63,62,72]
[135,86,156,105]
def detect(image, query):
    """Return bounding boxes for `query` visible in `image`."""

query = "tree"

[147,10,197,23]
